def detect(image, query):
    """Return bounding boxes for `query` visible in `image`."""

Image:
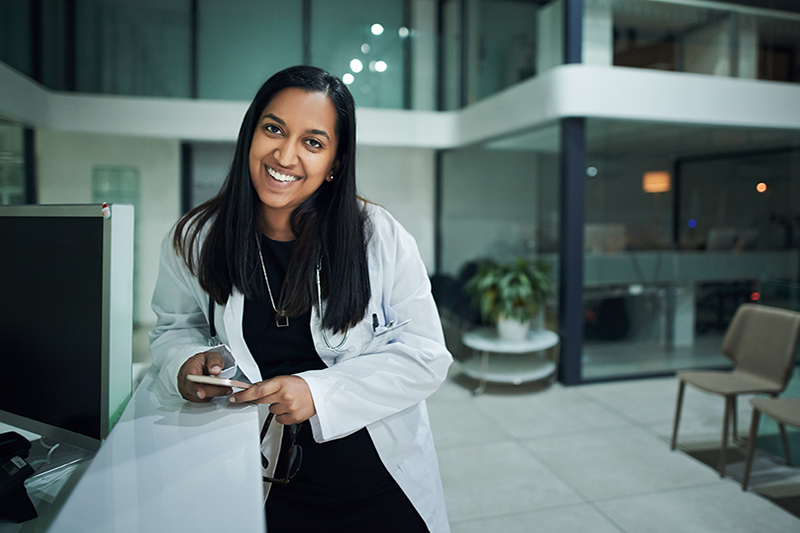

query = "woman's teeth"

[267,167,300,182]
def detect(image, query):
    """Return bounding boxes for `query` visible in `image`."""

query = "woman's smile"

[266,165,301,183]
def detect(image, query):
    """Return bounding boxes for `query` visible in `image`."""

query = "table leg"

[472,350,489,396]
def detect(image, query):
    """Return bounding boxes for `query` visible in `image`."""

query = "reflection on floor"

[582,332,729,380]
[431,368,800,532]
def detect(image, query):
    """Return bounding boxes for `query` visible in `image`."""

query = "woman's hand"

[178,351,232,402]
[229,376,316,425]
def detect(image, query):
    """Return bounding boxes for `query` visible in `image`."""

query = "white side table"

[460,328,560,395]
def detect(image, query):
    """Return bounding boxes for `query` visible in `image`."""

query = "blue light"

[688,218,697,229]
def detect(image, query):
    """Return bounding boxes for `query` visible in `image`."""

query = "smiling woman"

[148,66,452,533]
[249,88,339,241]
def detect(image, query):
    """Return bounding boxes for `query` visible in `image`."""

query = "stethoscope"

[316,259,349,352]
[206,258,349,353]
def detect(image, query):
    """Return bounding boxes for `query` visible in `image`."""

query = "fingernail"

[210,366,221,374]
[229,396,236,403]
[197,390,205,399]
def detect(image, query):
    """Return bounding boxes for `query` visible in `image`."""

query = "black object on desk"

[0,431,37,523]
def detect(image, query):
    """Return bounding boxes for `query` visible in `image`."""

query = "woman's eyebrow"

[306,129,330,140]
[262,113,285,125]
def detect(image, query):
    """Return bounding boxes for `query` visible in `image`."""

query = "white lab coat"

[149,203,452,533]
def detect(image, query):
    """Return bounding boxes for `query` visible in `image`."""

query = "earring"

[329,175,334,181]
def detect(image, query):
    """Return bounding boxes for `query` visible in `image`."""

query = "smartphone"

[187,374,252,389]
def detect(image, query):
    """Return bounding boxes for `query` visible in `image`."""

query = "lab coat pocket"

[364,306,411,354]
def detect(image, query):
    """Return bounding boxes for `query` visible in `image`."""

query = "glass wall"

[197,0,303,101]
[610,0,800,82]
[311,0,407,108]
[0,120,26,205]
[186,141,235,209]
[4,1,800,105]
[582,118,800,380]
[0,1,32,79]
[75,0,192,97]
[440,0,554,110]
[0,0,416,107]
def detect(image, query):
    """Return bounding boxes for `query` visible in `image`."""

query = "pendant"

[276,312,289,328]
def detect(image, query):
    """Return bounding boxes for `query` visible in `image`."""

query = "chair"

[741,396,800,490]
[670,303,800,477]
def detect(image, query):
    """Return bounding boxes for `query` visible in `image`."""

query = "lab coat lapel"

[223,290,263,383]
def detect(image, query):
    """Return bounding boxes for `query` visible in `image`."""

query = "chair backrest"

[722,303,800,391]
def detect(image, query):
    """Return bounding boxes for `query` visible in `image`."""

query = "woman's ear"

[328,160,341,182]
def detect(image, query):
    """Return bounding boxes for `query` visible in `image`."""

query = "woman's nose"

[274,140,298,167]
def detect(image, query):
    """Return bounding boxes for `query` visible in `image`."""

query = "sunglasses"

[261,413,303,485]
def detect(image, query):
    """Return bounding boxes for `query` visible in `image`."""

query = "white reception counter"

[46,370,265,532]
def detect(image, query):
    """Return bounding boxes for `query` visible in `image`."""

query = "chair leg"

[779,422,793,467]
[742,408,761,491]
[719,395,733,478]
[731,396,738,443]
[671,379,686,451]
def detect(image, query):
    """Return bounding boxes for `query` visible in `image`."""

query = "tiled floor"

[429,367,800,533]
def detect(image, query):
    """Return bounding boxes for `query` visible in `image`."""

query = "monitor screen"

[0,204,133,451]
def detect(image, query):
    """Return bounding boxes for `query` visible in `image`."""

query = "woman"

[149,65,452,532]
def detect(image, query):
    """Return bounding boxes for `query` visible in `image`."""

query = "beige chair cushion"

[678,370,784,396]
[721,304,800,388]
[750,397,800,428]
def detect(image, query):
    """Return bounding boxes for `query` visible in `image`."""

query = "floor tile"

[449,503,622,533]
[595,482,800,533]
[522,425,721,501]
[428,398,511,449]
[577,377,682,425]
[438,440,583,522]
[472,385,632,440]
[649,393,756,445]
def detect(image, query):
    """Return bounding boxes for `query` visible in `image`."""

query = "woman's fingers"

[229,376,316,424]
[178,351,231,402]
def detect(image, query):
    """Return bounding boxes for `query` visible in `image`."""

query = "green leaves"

[465,257,553,324]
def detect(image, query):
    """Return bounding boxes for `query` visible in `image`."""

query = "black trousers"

[266,483,429,533]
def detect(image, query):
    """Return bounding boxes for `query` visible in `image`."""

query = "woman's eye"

[306,139,322,149]
[265,124,281,134]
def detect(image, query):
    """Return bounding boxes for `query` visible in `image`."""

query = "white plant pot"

[497,317,530,342]
[532,308,545,331]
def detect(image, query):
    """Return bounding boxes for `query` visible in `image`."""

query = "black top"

[244,235,427,532]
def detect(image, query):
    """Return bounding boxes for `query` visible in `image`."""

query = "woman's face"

[249,87,339,228]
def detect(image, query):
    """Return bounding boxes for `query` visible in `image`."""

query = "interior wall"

[440,147,541,275]
[35,130,181,325]
[356,146,437,271]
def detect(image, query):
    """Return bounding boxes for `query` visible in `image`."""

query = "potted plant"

[465,257,553,341]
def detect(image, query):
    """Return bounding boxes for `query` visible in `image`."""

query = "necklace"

[255,234,289,327]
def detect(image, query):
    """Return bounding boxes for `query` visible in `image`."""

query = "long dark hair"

[174,65,370,333]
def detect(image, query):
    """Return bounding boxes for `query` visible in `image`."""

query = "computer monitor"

[0,204,134,452]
